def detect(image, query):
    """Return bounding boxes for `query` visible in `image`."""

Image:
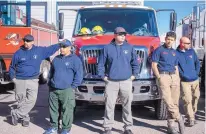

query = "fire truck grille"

[81,48,145,76]
[81,49,102,76]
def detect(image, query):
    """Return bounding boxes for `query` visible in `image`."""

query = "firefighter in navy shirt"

[152,31,184,134]
[44,40,83,134]
[98,27,139,134]
[9,34,60,127]
[176,37,200,127]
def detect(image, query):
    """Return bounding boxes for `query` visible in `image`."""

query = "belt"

[159,71,175,75]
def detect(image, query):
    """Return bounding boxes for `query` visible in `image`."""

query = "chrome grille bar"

[81,47,145,76]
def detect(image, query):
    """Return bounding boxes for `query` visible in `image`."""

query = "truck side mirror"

[170,12,177,31]
[59,12,64,30]
[19,9,23,19]
[59,30,64,39]
[192,6,200,21]
[190,21,197,29]
[59,13,64,39]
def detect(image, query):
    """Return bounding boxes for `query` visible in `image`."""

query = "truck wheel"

[154,99,167,120]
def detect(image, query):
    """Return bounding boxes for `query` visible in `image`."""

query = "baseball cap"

[23,34,34,42]
[114,27,127,34]
[60,39,72,47]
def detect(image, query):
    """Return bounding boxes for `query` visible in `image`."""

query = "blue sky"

[144,1,205,34]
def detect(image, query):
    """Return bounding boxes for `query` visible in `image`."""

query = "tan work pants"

[181,79,200,120]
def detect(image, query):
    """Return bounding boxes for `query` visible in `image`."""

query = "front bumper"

[75,79,161,104]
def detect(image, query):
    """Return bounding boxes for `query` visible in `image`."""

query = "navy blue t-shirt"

[152,44,178,73]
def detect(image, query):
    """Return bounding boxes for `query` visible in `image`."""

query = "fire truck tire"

[154,99,167,120]
[73,106,77,120]
[200,55,205,93]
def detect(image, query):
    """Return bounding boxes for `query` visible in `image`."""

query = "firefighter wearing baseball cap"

[98,27,139,134]
[44,40,83,134]
[9,34,61,127]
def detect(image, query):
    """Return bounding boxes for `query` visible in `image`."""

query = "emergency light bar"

[92,1,143,6]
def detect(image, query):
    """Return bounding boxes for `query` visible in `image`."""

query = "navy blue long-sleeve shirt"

[9,44,60,80]
[98,41,139,80]
[176,46,200,82]
[49,54,83,90]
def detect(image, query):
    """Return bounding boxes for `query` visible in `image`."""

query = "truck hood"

[73,35,160,49]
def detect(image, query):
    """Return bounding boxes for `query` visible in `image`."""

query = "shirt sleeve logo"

[189,55,193,58]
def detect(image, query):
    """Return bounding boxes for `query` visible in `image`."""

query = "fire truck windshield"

[0,4,26,26]
[74,8,159,37]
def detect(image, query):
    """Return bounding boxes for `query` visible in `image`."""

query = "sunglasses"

[60,45,68,48]
[183,42,191,45]
[117,32,127,36]
[23,39,33,42]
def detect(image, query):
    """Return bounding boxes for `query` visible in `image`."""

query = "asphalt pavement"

[0,84,205,134]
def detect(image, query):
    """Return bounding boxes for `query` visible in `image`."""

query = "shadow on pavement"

[72,104,168,134]
[74,106,107,134]
[133,119,168,134]
[195,98,205,122]
[0,83,204,134]
[29,84,51,131]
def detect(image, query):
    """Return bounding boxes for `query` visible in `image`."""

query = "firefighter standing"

[44,40,83,134]
[176,37,200,127]
[98,27,139,134]
[9,34,60,127]
[151,31,184,134]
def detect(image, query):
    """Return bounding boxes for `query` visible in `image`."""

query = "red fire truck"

[0,1,58,88]
[58,1,177,119]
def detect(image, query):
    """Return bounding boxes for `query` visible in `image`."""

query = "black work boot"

[11,110,18,126]
[177,115,185,134]
[167,126,179,134]
[167,120,178,134]
[22,120,29,127]
[103,129,112,134]
[188,120,195,127]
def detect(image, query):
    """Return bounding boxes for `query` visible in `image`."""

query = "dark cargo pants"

[49,87,75,130]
